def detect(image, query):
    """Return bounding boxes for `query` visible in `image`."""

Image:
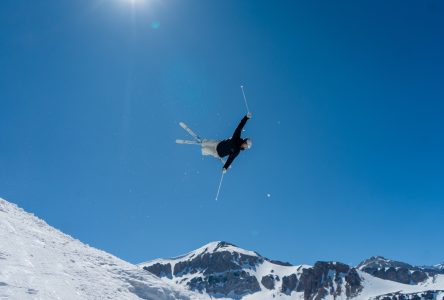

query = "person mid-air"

[176,113,252,173]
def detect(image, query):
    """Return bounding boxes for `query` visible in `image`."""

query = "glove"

[222,168,227,174]
[247,112,252,119]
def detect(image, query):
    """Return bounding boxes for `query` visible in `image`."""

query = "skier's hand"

[247,112,252,119]
[222,168,227,174]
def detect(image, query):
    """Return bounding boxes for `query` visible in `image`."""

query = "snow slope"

[358,270,444,299]
[1,197,443,300]
[0,198,206,300]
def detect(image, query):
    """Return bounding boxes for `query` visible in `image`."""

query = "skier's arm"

[223,152,239,171]
[232,114,251,139]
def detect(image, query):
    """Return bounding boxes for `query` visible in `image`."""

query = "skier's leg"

[201,140,221,159]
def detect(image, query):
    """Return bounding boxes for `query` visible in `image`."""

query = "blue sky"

[1,0,443,266]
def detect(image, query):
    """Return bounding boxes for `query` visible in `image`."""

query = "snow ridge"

[0,198,205,300]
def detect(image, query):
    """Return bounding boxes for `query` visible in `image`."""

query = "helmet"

[244,138,252,149]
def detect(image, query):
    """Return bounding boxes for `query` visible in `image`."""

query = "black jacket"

[216,115,249,170]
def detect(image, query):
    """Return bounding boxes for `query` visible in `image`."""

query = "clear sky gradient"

[1,0,443,266]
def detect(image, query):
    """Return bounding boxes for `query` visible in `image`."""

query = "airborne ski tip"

[178,122,202,143]
[176,139,200,145]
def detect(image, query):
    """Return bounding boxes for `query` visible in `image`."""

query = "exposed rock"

[187,270,260,299]
[261,275,275,290]
[358,256,432,284]
[411,270,428,283]
[345,268,361,297]
[373,290,444,300]
[281,273,298,295]
[297,261,362,300]
[174,250,263,277]
[143,262,172,279]
[266,259,293,267]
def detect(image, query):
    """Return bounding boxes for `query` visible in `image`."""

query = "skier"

[177,113,252,173]
[176,86,252,200]
[202,113,252,173]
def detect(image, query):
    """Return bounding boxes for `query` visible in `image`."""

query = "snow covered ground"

[1,197,443,300]
[357,271,444,299]
[0,198,206,300]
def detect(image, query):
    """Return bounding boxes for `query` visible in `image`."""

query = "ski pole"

[240,85,250,114]
[215,172,225,201]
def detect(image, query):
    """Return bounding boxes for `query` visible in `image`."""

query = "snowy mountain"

[141,242,444,300]
[357,256,442,284]
[1,197,443,300]
[435,264,444,271]
[141,241,318,299]
[0,198,205,300]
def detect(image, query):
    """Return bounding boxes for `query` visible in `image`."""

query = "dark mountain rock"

[358,256,433,284]
[188,270,260,299]
[261,275,275,290]
[265,259,293,267]
[281,274,298,295]
[143,262,172,279]
[358,256,412,270]
[373,290,444,300]
[297,262,362,300]
[345,268,361,297]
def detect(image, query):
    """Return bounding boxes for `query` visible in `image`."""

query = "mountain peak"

[357,256,438,285]
[169,241,261,262]
[199,241,237,252]
[357,256,405,270]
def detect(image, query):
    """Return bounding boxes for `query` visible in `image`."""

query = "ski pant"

[201,140,221,158]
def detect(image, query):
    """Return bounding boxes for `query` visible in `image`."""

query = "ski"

[175,139,200,145]
[179,122,202,143]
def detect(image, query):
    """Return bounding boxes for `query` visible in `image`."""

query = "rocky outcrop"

[297,262,362,300]
[266,259,292,267]
[345,268,362,297]
[358,256,433,284]
[187,270,260,298]
[281,274,298,295]
[261,275,275,290]
[174,250,263,276]
[373,290,444,300]
[143,262,172,279]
